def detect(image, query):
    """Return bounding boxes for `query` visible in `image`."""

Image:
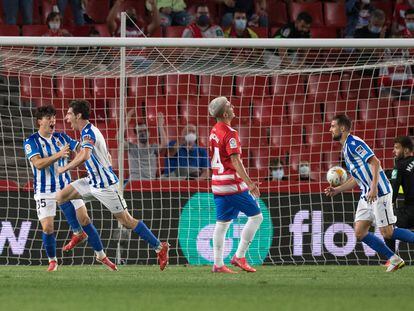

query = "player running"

[208,97,263,273]
[24,105,114,271]
[325,114,414,272]
[56,100,169,270]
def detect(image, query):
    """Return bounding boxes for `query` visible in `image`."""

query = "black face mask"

[197,14,210,27]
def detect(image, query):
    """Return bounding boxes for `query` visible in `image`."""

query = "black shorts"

[395,206,414,229]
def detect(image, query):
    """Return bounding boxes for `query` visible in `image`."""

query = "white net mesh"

[0,38,413,266]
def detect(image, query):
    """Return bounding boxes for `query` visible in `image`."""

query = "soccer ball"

[326,166,347,186]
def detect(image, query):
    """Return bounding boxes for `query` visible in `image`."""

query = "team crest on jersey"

[25,144,32,154]
[229,138,237,149]
[56,140,62,147]
[355,145,367,157]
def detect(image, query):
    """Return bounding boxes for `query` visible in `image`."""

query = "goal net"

[0,36,413,266]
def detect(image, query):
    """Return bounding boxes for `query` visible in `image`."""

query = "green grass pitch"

[0,265,412,311]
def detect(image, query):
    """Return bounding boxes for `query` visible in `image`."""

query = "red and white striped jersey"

[209,122,248,195]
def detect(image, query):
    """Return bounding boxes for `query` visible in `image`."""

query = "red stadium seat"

[271,74,305,101]
[354,121,376,148]
[340,72,374,100]
[270,125,303,154]
[235,75,269,97]
[180,97,211,126]
[323,2,347,29]
[20,74,54,102]
[197,126,210,147]
[374,148,394,170]
[304,123,331,146]
[376,127,398,149]
[310,27,337,38]
[267,0,288,27]
[237,125,268,148]
[164,26,185,37]
[57,77,91,99]
[249,27,268,38]
[250,148,271,170]
[91,78,119,99]
[286,97,322,125]
[324,100,358,123]
[322,149,342,172]
[22,25,48,36]
[307,74,341,103]
[199,75,233,98]
[145,97,178,128]
[358,98,394,127]
[93,24,111,37]
[128,76,163,98]
[0,180,19,191]
[289,2,324,27]
[247,168,269,181]
[67,25,92,36]
[0,25,19,36]
[165,74,197,99]
[228,96,251,128]
[393,100,414,127]
[85,0,110,23]
[252,97,284,126]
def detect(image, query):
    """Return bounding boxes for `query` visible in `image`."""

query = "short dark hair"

[406,8,414,17]
[234,7,247,15]
[333,114,352,131]
[35,105,56,120]
[394,136,414,151]
[69,100,90,120]
[195,3,209,12]
[297,12,313,25]
[46,12,61,24]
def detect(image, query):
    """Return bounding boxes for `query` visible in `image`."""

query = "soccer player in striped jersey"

[24,105,114,271]
[56,100,169,270]
[325,114,414,272]
[208,97,263,273]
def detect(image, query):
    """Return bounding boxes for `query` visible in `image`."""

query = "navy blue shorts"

[214,190,261,221]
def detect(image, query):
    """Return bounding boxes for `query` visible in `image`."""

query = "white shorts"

[34,193,84,221]
[355,193,397,227]
[71,178,127,214]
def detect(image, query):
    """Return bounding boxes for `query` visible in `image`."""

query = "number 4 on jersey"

[211,147,224,174]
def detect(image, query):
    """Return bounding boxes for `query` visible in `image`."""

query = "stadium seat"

[249,27,268,38]
[358,98,394,127]
[237,125,268,148]
[324,100,357,123]
[93,24,111,37]
[197,125,210,147]
[354,121,376,147]
[307,74,341,103]
[91,77,119,99]
[393,100,413,127]
[165,74,197,100]
[289,2,324,27]
[85,0,110,24]
[0,180,19,191]
[267,0,288,27]
[252,97,284,126]
[67,25,92,36]
[164,26,186,37]
[270,125,303,154]
[22,25,48,36]
[304,123,331,147]
[128,76,163,98]
[19,74,54,101]
[271,74,305,102]
[0,25,19,36]
[235,75,270,97]
[286,97,322,125]
[180,97,211,126]
[323,2,347,29]
[310,27,337,38]
[340,72,374,101]
[228,96,251,128]
[247,168,269,181]
[199,75,233,98]
[289,145,322,173]
[250,148,271,170]
[145,97,179,129]
[57,77,91,99]
[374,148,394,170]
[376,128,398,149]
[322,149,342,172]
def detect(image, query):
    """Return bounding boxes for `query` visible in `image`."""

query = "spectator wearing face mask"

[298,160,314,181]
[147,0,191,27]
[107,0,161,37]
[182,4,224,38]
[393,0,414,36]
[354,9,389,38]
[269,158,287,181]
[216,0,267,28]
[124,110,167,181]
[224,8,258,38]
[399,8,414,37]
[345,0,375,37]
[43,12,72,37]
[164,125,209,179]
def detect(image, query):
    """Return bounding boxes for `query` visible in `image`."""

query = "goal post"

[0,36,413,266]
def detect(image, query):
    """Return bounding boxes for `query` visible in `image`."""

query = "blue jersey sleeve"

[60,133,79,151]
[349,138,374,163]
[81,129,96,150]
[24,137,40,160]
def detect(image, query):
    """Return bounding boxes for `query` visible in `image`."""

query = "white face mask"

[185,133,197,144]
[299,165,310,177]
[49,21,60,31]
[361,0,370,4]
[272,169,284,180]
[234,19,247,31]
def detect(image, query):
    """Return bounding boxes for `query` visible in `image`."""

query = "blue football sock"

[59,202,82,234]
[82,223,103,252]
[133,221,160,249]
[361,232,394,259]
[42,232,56,259]
[392,228,414,243]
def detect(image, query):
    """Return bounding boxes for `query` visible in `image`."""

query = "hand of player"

[366,187,378,204]
[248,182,260,198]
[57,166,67,175]
[58,145,70,159]
[324,186,339,197]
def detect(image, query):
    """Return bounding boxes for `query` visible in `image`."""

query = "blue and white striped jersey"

[24,132,79,195]
[80,123,118,188]
[342,134,391,198]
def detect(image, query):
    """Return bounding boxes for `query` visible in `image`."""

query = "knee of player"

[42,225,54,235]
[78,215,91,227]
[380,226,394,240]
[250,213,263,224]
[354,230,367,241]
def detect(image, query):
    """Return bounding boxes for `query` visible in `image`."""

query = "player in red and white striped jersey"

[208,97,263,273]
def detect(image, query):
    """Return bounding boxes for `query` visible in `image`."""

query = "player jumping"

[56,100,169,270]
[325,114,414,272]
[208,96,263,273]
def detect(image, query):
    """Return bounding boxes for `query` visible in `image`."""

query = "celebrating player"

[208,97,263,273]
[384,136,414,254]
[24,105,112,271]
[56,100,169,270]
[325,115,414,272]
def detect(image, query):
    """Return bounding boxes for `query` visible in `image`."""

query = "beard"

[333,133,342,141]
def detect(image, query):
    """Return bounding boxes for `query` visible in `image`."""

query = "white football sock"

[213,221,231,267]
[95,250,106,260]
[236,213,263,258]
